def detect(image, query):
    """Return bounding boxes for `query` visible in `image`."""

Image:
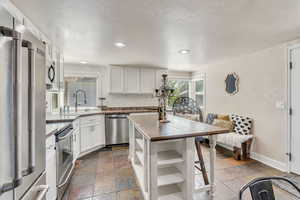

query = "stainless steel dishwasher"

[105,114,129,145]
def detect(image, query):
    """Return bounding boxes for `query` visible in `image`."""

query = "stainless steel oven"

[55,124,74,200]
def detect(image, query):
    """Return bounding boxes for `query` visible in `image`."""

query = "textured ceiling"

[11,0,300,71]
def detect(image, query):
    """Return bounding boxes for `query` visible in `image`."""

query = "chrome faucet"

[74,89,87,112]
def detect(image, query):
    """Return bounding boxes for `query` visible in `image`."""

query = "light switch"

[275,101,285,109]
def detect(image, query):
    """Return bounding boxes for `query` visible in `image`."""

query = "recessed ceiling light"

[179,49,191,54]
[114,42,126,48]
[80,61,88,64]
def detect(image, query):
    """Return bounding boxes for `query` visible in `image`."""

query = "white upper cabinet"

[109,66,167,94]
[45,45,64,92]
[45,44,53,86]
[140,68,156,94]
[80,115,105,153]
[124,67,140,93]
[110,66,124,93]
[58,54,64,90]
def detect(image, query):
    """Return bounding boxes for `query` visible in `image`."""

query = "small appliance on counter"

[98,97,107,110]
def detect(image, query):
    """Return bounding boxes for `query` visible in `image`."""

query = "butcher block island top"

[128,113,229,141]
[128,113,229,200]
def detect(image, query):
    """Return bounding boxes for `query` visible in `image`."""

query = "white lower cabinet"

[73,128,80,161]
[72,119,80,161]
[81,124,105,151]
[80,115,105,154]
[46,135,57,200]
[80,125,90,152]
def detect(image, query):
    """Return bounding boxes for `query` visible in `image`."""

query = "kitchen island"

[128,113,229,200]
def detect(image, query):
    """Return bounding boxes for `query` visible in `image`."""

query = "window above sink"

[65,77,98,108]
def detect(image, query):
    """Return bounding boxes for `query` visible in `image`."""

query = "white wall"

[168,70,192,80]
[193,44,289,169]
[64,64,158,107]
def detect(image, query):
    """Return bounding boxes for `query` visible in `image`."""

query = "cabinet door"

[80,126,89,152]
[88,125,97,149]
[59,54,64,89]
[124,67,140,93]
[140,69,155,93]
[45,44,52,85]
[94,115,105,147]
[54,50,60,88]
[49,49,59,90]
[46,136,57,200]
[73,129,80,161]
[90,124,105,148]
[80,123,105,152]
[110,66,124,93]
[87,116,105,149]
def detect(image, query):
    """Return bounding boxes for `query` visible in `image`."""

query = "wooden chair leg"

[241,138,253,161]
[233,147,241,160]
[195,140,209,185]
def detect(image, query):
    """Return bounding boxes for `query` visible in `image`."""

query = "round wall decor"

[48,64,55,83]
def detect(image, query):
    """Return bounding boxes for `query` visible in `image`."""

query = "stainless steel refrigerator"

[0,5,47,200]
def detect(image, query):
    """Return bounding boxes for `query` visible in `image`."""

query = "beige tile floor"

[63,145,298,200]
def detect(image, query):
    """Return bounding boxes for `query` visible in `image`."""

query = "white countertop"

[46,122,71,138]
[46,108,157,123]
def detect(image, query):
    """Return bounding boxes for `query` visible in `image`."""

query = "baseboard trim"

[250,152,288,172]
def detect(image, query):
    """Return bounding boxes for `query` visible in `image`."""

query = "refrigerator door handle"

[0,27,23,195]
[21,40,36,177]
[35,185,49,200]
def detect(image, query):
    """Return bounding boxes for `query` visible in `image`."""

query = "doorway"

[289,46,300,175]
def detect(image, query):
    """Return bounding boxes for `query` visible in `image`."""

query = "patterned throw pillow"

[217,114,230,121]
[212,119,234,132]
[231,114,253,135]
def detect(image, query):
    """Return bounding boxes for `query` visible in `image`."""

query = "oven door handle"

[57,164,74,188]
[57,130,73,141]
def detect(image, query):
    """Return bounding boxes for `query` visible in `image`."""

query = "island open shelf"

[128,113,229,200]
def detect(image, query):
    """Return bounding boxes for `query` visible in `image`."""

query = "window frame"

[166,78,191,110]
[64,72,102,108]
[190,74,206,113]
[166,75,206,113]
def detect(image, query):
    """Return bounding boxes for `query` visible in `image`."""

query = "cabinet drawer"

[80,115,103,125]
